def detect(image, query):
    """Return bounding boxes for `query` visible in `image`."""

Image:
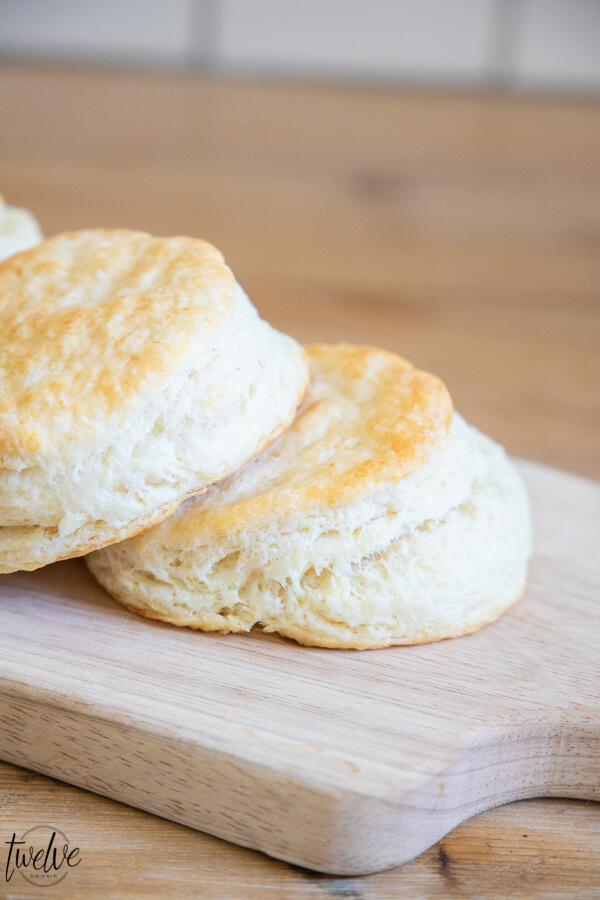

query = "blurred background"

[1,0,599,90]
[0,0,598,481]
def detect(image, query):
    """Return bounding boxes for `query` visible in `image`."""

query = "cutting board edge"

[0,663,445,795]
[2,676,599,875]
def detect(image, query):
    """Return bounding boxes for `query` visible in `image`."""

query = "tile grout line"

[487,0,526,88]
[188,0,222,71]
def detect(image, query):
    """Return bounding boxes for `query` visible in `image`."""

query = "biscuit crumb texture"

[0,230,308,572]
[87,345,531,648]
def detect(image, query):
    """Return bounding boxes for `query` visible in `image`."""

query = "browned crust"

[0,229,235,461]
[135,344,453,545]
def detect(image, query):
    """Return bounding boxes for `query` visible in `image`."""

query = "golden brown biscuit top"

[150,344,453,539]
[0,229,235,461]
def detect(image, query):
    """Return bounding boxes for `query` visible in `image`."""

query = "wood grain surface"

[0,63,598,897]
[0,460,599,880]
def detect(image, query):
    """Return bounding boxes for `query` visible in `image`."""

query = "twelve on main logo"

[4,825,81,887]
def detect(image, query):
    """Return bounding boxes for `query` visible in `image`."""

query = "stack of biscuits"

[0,222,531,649]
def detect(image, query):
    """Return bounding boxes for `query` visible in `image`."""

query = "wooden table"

[0,63,598,899]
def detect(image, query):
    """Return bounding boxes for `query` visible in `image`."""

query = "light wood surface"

[0,463,600,875]
[1,461,599,880]
[0,63,599,896]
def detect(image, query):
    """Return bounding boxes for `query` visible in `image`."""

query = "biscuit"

[0,229,308,572]
[87,344,531,648]
[0,195,42,261]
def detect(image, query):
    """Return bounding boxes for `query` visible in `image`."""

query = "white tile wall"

[514,0,600,89]
[0,0,194,65]
[217,0,495,82]
[0,0,598,92]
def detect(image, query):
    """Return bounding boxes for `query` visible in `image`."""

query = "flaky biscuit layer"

[87,345,531,648]
[0,230,308,571]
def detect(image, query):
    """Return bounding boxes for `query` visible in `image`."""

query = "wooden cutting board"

[0,460,598,876]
